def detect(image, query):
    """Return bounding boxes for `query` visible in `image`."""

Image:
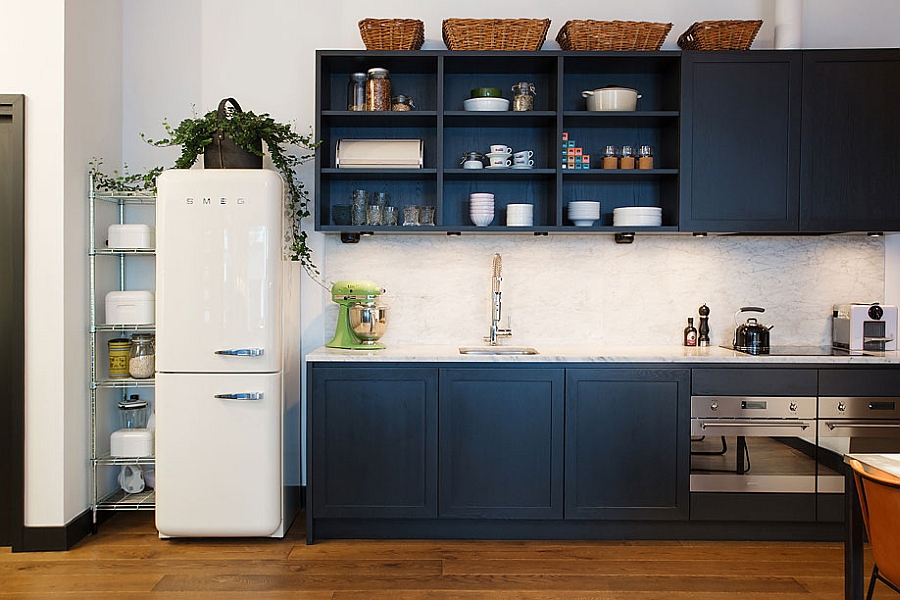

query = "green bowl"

[471,87,502,98]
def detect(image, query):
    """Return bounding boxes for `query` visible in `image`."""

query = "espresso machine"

[326,280,388,350]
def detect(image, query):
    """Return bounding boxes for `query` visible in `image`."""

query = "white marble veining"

[307,343,900,365]
[319,234,884,349]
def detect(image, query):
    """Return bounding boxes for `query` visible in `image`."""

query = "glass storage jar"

[347,72,367,111]
[511,81,535,112]
[391,94,415,111]
[638,145,654,170]
[128,333,155,379]
[366,68,391,111]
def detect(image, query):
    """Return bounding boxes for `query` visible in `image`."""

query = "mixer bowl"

[349,304,388,345]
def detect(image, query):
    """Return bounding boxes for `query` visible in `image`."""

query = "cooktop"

[720,345,880,357]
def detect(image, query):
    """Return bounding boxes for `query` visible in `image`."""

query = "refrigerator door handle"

[214,348,265,357]
[213,393,264,401]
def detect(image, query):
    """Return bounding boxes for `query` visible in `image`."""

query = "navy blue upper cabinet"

[680,51,802,232]
[800,49,900,232]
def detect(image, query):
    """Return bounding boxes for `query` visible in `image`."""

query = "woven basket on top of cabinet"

[442,18,551,51]
[358,18,425,50]
[556,20,673,51]
[677,20,763,50]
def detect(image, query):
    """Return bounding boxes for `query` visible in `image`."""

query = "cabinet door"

[439,368,564,519]
[800,49,900,232]
[310,366,438,518]
[566,368,690,520]
[680,51,801,232]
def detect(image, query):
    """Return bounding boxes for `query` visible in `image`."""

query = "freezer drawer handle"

[214,393,264,400]
[214,348,265,357]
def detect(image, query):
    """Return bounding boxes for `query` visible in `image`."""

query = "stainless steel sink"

[458,346,539,355]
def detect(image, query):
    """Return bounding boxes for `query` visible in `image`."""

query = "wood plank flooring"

[0,511,872,599]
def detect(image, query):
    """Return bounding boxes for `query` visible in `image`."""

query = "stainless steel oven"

[816,396,900,494]
[690,395,818,493]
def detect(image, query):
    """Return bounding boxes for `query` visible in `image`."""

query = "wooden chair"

[848,459,900,599]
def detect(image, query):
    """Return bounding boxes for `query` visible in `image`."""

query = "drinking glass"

[366,204,384,226]
[420,205,436,226]
[402,205,419,226]
[383,206,399,226]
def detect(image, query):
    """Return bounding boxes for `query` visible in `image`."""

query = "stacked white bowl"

[567,201,601,226]
[506,203,534,226]
[613,206,662,227]
[469,192,495,226]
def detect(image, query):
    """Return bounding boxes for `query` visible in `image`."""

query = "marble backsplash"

[319,234,885,349]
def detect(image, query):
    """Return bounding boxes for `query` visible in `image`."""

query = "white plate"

[510,165,534,169]
[463,97,510,112]
[485,165,510,169]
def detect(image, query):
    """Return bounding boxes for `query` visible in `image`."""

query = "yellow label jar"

[108,338,131,378]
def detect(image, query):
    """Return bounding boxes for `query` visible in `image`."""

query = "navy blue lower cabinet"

[565,368,691,520]
[310,366,438,519]
[439,368,565,519]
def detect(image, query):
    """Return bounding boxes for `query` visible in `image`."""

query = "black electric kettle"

[732,307,774,354]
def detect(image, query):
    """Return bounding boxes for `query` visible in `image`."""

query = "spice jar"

[128,333,155,379]
[511,81,535,112]
[620,145,636,170]
[391,94,415,111]
[602,146,619,170]
[638,145,654,170]
[366,67,391,111]
[347,72,367,111]
[108,338,131,378]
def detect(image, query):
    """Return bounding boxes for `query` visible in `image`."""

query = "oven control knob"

[790,402,798,412]
[710,401,718,411]
[838,401,846,412]
[869,304,884,320]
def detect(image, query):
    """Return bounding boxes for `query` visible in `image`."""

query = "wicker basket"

[442,18,551,51]
[677,20,763,51]
[556,20,673,51]
[358,18,425,50]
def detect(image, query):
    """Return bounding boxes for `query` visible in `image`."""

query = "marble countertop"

[844,453,900,479]
[307,344,900,364]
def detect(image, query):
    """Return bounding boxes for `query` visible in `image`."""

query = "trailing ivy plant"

[142,104,322,274]
[88,158,163,194]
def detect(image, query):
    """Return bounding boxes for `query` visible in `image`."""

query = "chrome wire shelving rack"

[88,175,157,526]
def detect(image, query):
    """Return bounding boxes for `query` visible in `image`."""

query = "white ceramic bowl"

[572,219,597,227]
[470,213,494,226]
[463,97,510,112]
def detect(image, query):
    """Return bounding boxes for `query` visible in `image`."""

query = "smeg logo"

[184,197,248,205]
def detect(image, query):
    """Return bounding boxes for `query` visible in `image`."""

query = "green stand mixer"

[326,280,389,350]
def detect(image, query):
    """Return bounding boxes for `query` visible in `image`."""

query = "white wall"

[5,0,897,527]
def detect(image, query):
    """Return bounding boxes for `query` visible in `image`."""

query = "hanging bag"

[203,97,263,169]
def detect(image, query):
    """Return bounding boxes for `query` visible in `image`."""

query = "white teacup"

[490,144,512,155]
[513,158,534,167]
[513,150,534,160]
[463,160,484,169]
[489,156,512,168]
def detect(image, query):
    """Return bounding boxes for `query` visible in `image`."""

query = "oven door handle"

[825,422,900,430]
[699,421,812,430]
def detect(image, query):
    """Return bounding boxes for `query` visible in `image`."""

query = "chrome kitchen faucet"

[485,253,513,345]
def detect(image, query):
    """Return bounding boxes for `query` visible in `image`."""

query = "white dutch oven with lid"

[582,86,642,111]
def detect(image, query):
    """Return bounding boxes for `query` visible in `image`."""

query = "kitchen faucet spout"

[485,253,513,346]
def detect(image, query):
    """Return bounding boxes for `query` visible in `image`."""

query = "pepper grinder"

[698,303,710,347]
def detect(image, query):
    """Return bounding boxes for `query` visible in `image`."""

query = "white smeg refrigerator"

[155,169,298,538]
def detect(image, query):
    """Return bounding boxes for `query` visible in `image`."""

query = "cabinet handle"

[214,348,264,356]
[213,393,264,400]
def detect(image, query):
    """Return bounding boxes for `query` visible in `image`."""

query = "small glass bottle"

[620,145,636,170]
[602,146,618,169]
[511,81,535,112]
[347,72,367,111]
[366,67,391,111]
[128,333,155,379]
[637,145,654,170]
[684,318,698,347]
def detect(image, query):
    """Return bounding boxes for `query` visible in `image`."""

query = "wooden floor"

[0,511,875,599]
